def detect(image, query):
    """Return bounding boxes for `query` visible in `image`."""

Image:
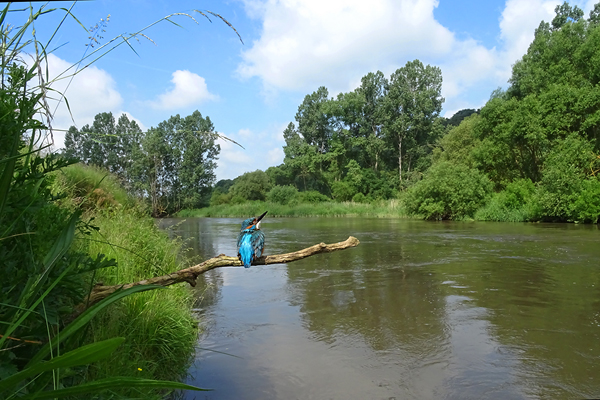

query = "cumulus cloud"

[43,54,123,150]
[499,0,559,67]
[151,70,217,109]
[267,147,284,164]
[238,0,596,114]
[237,0,455,93]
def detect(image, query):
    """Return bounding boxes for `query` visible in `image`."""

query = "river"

[159,217,600,400]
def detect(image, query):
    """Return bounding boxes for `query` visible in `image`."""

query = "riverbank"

[178,199,409,218]
[54,164,199,398]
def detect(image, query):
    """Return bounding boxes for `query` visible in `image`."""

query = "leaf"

[0,337,125,392]
[27,285,164,367]
[20,377,209,399]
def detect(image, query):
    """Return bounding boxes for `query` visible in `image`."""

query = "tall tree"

[296,87,334,174]
[140,111,218,214]
[383,60,444,183]
[358,71,387,171]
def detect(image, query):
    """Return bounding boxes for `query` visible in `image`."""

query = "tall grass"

[55,164,199,398]
[56,163,135,210]
[179,199,409,218]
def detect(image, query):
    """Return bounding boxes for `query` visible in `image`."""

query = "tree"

[229,170,272,201]
[551,1,584,31]
[383,60,444,184]
[296,86,333,156]
[282,122,319,191]
[355,71,387,171]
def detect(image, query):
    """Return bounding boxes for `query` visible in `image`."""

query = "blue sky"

[11,0,598,181]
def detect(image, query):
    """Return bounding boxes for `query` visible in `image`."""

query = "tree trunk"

[398,136,403,183]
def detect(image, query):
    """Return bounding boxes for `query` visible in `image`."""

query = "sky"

[9,0,598,181]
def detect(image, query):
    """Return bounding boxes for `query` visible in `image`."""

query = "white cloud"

[215,135,254,180]
[267,147,284,164]
[151,70,217,110]
[499,0,559,67]
[238,128,253,137]
[238,0,593,115]
[237,0,455,94]
[43,54,123,150]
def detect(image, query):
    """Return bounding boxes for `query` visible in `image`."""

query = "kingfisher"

[237,211,267,268]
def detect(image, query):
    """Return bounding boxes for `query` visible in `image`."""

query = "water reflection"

[160,218,600,400]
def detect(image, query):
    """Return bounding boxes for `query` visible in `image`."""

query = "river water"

[159,217,600,400]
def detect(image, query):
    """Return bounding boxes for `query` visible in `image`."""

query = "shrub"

[352,192,366,203]
[266,185,299,205]
[535,135,597,221]
[404,161,493,220]
[297,190,330,203]
[571,178,600,223]
[475,179,539,222]
[210,189,231,206]
[331,181,354,201]
[228,170,272,201]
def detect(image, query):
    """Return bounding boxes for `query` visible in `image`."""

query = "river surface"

[159,217,600,400]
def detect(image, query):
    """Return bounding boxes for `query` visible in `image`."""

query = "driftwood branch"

[79,236,360,311]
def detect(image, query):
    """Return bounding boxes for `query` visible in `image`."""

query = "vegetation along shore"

[65,2,600,224]
[2,1,600,399]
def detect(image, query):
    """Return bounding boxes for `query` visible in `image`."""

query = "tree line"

[64,110,219,216]
[67,2,600,223]
[212,2,600,223]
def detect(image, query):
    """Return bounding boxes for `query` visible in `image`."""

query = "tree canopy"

[64,111,219,216]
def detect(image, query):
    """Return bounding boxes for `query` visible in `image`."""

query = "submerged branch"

[77,236,360,312]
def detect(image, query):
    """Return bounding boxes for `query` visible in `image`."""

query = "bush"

[297,190,330,203]
[266,185,299,205]
[535,135,597,221]
[352,192,366,203]
[228,170,272,201]
[210,189,231,206]
[331,181,354,201]
[404,161,493,220]
[571,178,600,223]
[475,179,539,222]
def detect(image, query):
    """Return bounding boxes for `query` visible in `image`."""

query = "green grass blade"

[21,377,209,399]
[0,337,125,392]
[27,285,165,367]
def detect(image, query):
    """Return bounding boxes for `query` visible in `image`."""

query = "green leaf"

[0,337,125,392]
[27,285,164,367]
[20,377,209,399]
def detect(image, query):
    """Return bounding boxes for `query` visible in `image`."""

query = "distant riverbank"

[178,200,409,218]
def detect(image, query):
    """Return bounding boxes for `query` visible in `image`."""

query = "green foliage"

[0,2,232,397]
[65,110,220,216]
[210,188,232,206]
[535,135,599,221]
[229,169,272,201]
[352,192,367,203]
[434,114,481,168]
[475,179,539,222]
[571,178,600,223]
[179,199,408,218]
[404,162,493,220]
[297,190,330,203]
[266,185,299,205]
[443,108,479,127]
[383,59,444,183]
[331,181,354,202]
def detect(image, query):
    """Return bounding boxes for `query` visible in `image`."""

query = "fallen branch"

[79,236,360,310]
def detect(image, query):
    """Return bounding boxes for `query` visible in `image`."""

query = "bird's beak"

[256,211,268,222]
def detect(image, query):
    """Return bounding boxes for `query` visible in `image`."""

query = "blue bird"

[237,211,267,268]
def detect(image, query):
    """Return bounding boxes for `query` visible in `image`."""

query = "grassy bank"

[55,164,198,398]
[178,199,409,218]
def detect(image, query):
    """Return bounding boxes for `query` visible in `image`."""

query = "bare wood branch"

[79,236,360,311]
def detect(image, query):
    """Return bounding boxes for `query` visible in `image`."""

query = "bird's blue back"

[237,221,265,268]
